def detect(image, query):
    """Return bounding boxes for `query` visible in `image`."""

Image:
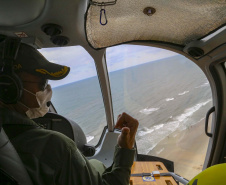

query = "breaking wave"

[196,82,209,88]
[166,98,174,101]
[178,91,189,95]
[139,107,159,115]
[176,99,212,123]
[137,99,212,154]
[138,124,164,137]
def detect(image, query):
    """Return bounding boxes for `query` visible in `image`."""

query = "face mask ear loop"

[23,88,36,96]
[17,101,30,110]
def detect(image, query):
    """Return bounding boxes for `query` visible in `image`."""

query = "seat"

[0,128,33,185]
[187,163,226,185]
[33,112,96,156]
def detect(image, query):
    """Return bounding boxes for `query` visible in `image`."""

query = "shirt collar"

[0,108,39,127]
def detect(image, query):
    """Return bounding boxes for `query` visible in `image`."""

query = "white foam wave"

[137,99,212,154]
[176,99,212,123]
[196,82,209,88]
[138,124,164,137]
[138,128,154,137]
[86,136,94,143]
[137,121,179,154]
[178,91,189,95]
[154,124,164,130]
[156,148,165,155]
[166,98,174,101]
[139,107,159,115]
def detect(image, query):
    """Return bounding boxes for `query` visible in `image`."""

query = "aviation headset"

[0,37,23,104]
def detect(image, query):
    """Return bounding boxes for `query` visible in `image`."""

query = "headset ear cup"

[0,74,23,104]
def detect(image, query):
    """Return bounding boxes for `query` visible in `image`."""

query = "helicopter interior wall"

[0,0,45,27]
[208,59,226,166]
[0,0,90,48]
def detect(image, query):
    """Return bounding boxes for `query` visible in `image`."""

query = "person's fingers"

[119,127,130,147]
[115,112,139,132]
[115,112,132,128]
[121,127,130,135]
[115,113,125,129]
[117,114,121,121]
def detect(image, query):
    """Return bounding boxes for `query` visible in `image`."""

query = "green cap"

[2,43,70,80]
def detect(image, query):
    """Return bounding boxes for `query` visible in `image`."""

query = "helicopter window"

[106,44,212,180]
[38,46,106,145]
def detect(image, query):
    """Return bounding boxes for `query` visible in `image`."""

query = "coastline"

[147,119,209,180]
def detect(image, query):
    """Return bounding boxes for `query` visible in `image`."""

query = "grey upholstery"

[0,128,33,185]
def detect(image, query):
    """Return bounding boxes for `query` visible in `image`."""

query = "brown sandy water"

[148,119,209,180]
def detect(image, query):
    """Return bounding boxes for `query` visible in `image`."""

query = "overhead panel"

[86,0,226,49]
[0,0,46,27]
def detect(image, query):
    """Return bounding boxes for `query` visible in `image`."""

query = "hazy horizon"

[39,45,179,88]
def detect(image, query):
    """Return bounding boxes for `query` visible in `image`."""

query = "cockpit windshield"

[106,44,212,179]
[39,44,213,180]
[39,46,107,145]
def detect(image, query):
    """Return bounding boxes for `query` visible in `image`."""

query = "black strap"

[131,173,152,177]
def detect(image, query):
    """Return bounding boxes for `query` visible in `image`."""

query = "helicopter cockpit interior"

[0,0,226,185]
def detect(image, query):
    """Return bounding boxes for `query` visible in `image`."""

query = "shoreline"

[147,119,209,180]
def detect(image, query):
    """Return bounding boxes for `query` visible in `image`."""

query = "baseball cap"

[1,43,70,80]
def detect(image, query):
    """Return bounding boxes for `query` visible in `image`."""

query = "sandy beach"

[148,119,209,180]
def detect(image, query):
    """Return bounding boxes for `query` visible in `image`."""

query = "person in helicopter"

[0,42,139,185]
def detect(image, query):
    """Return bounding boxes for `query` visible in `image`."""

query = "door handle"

[205,106,215,137]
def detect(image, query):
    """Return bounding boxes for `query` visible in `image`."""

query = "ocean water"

[52,55,212,154]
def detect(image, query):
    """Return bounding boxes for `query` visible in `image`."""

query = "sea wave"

[86,136,94,143]
[137,99,212,154]
[166,98,174,101]
[176,99,212,123]
[156,148,165,155]
[196,82,209,88]
[138,124,164,137]
[139,107,159,115]
[178,91,189,95]
[137,121,179,154]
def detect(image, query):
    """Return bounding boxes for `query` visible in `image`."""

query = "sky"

[39,45,179,88]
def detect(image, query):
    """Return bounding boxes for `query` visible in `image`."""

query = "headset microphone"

[0,38,22,104]
[46,101,51,107]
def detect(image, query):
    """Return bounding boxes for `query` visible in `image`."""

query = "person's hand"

[115,112,139,149]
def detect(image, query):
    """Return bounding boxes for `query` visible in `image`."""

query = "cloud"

[39,45,179,87]
[106,45,178,72]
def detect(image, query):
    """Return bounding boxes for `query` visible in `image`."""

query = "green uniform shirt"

[2,109,135,185]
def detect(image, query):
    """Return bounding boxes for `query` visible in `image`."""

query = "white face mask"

[20,84,52,119]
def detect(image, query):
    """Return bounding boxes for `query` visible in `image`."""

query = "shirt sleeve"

[102,145,135,185]
[55,140,135,185]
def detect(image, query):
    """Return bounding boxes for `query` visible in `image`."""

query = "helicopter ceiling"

[0,0,89,48]
[86,0,226,49]
[0,0,225,50]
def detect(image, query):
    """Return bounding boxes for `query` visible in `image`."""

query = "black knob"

[187,47,204,58]
[50,36,69,46]
[41,24,63,36]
